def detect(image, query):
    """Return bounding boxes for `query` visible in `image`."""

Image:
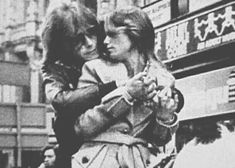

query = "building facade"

[0,1,97,168]
[97,0,235,153]
[0,0,55,168]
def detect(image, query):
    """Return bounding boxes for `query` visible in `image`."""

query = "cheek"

[79,47,90,59]
[120,42,131,52]
[75,44,83,53]
[73,47,82,59]
[124,38,132,48]
[79,47,85,55]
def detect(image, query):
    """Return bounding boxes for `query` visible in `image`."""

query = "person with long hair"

[72,6,183,168]
[40,2,155,168]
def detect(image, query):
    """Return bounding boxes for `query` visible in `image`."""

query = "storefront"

[177,66,235,121]
[153,1,235,151]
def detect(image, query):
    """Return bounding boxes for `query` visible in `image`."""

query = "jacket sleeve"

[75,60,179,141]
[150,87,183,146]
[75,61,181,143]
[74,62,133,139]
[41,63,116,115]
[41,63,131,140]
[74,92,178,141]
[151,113,179,146]
[74,94,132,139]
[78,60,118,98]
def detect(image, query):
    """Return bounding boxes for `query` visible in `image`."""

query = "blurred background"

[0,0,235,167]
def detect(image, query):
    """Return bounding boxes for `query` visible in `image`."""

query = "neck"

[123,50,145,77]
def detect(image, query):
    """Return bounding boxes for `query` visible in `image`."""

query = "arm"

[74,66,151,139]
[150,87,182,146]
[74,91,133,139]
[150,113,179,146]
[41,63,116,114]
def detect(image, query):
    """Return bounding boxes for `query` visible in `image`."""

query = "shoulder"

[81,58,128,84]
[83,58,103,67]
[83,58,123,69]
[82,58,126,76]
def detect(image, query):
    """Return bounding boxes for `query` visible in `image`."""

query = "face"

[44,149,56,168]
[74,26,99,61]
[104,26,132,62]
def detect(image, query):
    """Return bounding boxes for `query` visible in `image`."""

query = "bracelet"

[156,113,178,128]
[162,115,175,124]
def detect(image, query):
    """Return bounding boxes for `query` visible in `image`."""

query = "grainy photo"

[0,0,235,168]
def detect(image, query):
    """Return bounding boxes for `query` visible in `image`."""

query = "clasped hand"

[125,72,178,122]
[152,86,178,122]
[125,72,157,100]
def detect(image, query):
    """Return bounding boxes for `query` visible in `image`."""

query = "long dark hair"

[41,2,101,67]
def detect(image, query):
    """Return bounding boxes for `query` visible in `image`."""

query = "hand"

[125,72,157,100]
[38,163,46,168]
[152,87,179,122]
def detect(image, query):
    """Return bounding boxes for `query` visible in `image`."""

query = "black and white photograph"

[0,0,235,168]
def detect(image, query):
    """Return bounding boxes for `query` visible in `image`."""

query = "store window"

[2,85,16,103]
[189,0,222,13]
[0,150,14,168]
[0,85,29,103]
[176,0,189,17]
[4,52,28,64]
[0,151,8,168]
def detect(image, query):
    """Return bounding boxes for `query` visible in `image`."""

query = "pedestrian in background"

[38,145,57,168]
